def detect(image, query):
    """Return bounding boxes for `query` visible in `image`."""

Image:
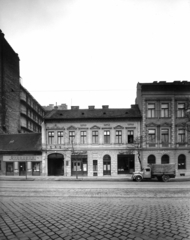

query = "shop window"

[92,131,98,144]
[161,155,169,164]
[6,162,14,175]
[147,155,156,165]
[177,103,185,118]
[128,130,134,143]
[57,131,64,144]
[147,103,155,118]
[161,103,169,117]
[178,155,186,169]
[116,130,122,143]
[48,131,54,144]
[80,131,87,144]
[32,162,40,175]
[104,130,110,144]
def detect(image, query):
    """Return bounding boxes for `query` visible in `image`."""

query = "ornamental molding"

[90,125,100,130]
[145,122,158,127]
[160,122,172,127]
[67,125,77,130]
[114,125,124,129]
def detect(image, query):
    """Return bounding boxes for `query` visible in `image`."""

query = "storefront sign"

[3,155,42,162]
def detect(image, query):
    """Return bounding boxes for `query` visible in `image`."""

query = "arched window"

[161,154,169,164]
[178,154,186,169]
[103,155,111,175]
[147,155,156,165]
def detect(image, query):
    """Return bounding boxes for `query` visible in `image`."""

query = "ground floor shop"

[0,155,42,176]
[40,150,140,177]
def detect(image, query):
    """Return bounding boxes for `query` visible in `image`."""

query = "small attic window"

[103,112,106,115]
[125,112,129,114]
[9,140,14,144]
[82,112,84,115]
[60,113,63,116]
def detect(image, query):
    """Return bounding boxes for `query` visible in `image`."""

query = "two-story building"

[136,81,190,176]
[41,105,142,177]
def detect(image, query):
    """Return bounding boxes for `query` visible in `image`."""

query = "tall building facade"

[0,30,20,134]
[0,30,45,134]
[136,81,190,176]
[41,105,141,176]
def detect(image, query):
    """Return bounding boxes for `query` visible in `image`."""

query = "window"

[92,131,98,144]
[177,103,185,118]
[48,131,54,144]
[128,130,134,143]
[147,155,156,165]
[161,103,169,117]
[178,129,185,143]
[57,131,63,144]
[147,103,155,118]
[116,130,122,143]
[161,129,169,143]
[178,155,186,169]
[80,131,87,144]
[161,155,169,164]
[104,130,110,144]
[148,129,156,142]
[69,131,75,144]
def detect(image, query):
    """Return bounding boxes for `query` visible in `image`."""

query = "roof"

[0,133,41,152]
[138,81,190,92]
[45,105,142,120]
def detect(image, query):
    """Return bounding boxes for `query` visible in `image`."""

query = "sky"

[1,0,190,109]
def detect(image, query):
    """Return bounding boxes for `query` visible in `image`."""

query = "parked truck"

[132,163,176,182]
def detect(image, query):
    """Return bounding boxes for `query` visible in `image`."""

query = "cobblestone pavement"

[0,183,190,240]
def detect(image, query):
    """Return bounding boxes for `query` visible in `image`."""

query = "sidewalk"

[0,175,190,182]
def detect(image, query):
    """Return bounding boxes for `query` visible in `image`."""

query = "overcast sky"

[1,0,190,109]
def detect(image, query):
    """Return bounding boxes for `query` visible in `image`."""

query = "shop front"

[117,154,135,174]
[3,155,42,176]
[71,154,88,176]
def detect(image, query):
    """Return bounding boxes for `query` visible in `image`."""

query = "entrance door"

[71,155,88,176]
[6,162,14,176]
[103,155,111,175]
[48,153,64,176]
[19,162,26,176]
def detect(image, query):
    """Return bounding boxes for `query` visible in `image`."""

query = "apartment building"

[0,30,45,134]
[41,105,142,176]
[136,81,190,176]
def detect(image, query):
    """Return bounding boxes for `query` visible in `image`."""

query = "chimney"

[88,106,95,110]
[102,105,109,109]
[71,106,79,110]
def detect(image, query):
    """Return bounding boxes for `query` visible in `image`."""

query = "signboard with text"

[3,155,42,162]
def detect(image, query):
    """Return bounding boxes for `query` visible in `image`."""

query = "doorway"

[103,155,111,175]
[71,155,87,176]
[48,153,64,176]
[19,162,26,176]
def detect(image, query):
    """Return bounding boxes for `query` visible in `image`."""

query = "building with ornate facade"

[136,81,190,176]
[41,105,141,176]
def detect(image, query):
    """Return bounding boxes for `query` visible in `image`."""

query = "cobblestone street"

[0,181,190,240]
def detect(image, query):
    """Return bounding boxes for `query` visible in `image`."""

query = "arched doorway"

[48,153,64,176]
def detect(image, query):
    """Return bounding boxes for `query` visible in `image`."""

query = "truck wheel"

[162,175,170,182]
[135,176,142,182]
